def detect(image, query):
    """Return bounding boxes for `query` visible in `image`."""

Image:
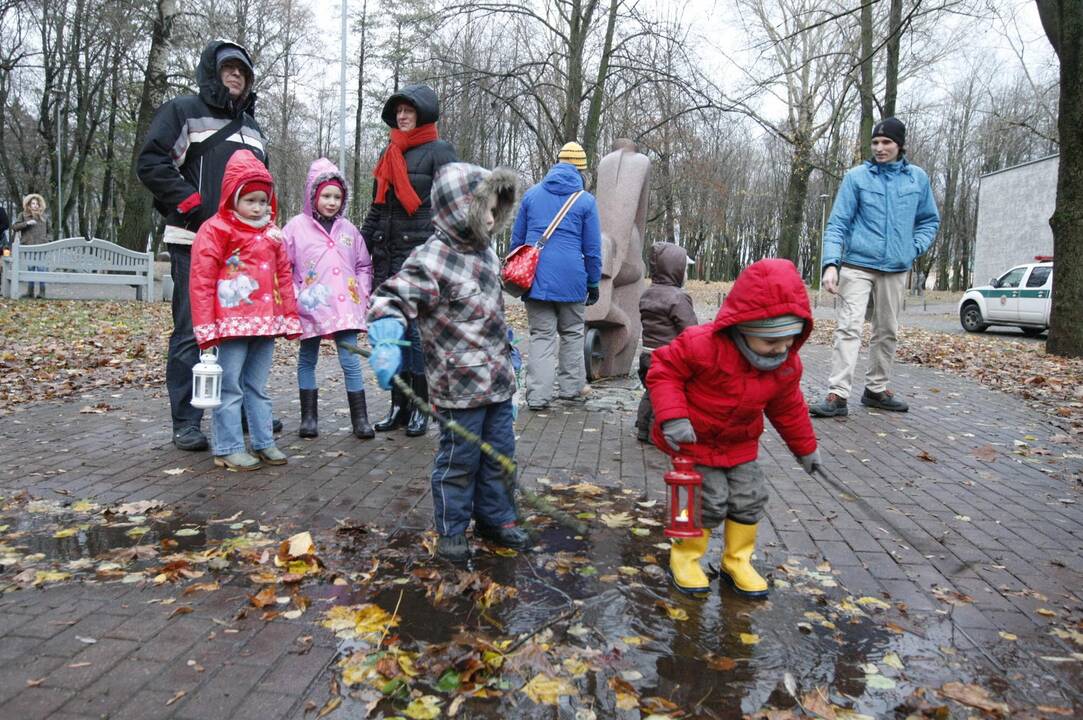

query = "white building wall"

[973,155,1057,286]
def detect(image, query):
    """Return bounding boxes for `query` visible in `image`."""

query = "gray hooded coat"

[368,163,520,409]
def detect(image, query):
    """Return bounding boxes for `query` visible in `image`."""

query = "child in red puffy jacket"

[190,150,301,471]
[646,258,821,598]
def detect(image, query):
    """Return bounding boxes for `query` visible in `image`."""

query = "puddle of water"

[312,501,1082,719]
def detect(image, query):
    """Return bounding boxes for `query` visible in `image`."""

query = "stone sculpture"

[584,139,650,378]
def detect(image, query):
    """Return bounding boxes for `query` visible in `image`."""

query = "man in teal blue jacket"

[810,118,940,417]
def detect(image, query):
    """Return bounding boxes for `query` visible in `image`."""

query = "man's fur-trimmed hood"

[431,163,519,250]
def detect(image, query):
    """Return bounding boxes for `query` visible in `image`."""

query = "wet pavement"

[0,341,1080,719]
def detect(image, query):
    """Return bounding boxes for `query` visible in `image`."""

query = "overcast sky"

[303,0,1056,129]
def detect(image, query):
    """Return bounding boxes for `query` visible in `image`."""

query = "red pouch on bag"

[501,244,540,297]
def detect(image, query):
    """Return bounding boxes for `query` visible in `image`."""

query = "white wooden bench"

[1,237,154,301]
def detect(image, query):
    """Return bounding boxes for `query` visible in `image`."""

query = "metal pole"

[56,101,62,240]
[339,0,348,172]
[815,193,829,293]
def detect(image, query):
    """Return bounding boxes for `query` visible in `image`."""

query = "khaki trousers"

[827,265,907,399]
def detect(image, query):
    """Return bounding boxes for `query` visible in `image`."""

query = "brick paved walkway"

[0,343,1080,718]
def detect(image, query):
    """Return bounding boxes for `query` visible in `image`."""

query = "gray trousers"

[524,299,586,405]
[698,461,768,527]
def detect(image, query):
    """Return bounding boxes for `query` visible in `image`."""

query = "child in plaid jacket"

[366,162,527,561]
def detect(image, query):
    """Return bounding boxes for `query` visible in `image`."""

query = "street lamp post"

[339,0,348,173]
[56,98,63,240]
[814,193,829,292]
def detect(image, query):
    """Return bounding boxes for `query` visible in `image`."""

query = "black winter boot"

[347,390,375,439]
[405,373,430,437]
[373,376,409,432]
[298,389,318,438]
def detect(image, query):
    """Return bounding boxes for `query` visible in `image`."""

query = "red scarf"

[372,123,440,216]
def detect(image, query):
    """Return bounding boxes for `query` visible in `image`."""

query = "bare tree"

[1036,0,1083,357]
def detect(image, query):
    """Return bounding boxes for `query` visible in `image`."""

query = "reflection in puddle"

[316,509,1077,719]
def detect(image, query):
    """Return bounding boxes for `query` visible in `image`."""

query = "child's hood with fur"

[431,163,518,250]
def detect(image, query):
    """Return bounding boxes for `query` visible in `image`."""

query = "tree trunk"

[857,0,875,160]
[582,0,618,163]
[778,141,812,266]
[95,43,121,241]
[1037,0,1083,357]
[117,0,178,252]
[883,0,902,117]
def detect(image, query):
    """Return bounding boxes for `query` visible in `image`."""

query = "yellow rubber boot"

[668,529,711,594]
[720,520,769,598]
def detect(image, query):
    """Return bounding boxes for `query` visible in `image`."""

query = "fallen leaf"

[26,677,45,687]
[403,694,443,718]
[163,468,187,476]
[704,654,737,671]
[1036,705,1075,716]
[250,587,277,608]
[998,631,1017,641]
[75,636,97,644]
[165,690,186,706]
[739,633,760,645]
[939,682,1010,714]
[654,600,688,621]
[801,687,837,720]
[599,512,633,528]
[168,606,193,619]
[174,528,200,537]
[865,674,896,690]
[882,652,904,670]
[315,696,341,718]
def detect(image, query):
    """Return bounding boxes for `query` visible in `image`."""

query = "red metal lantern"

[664,456,703,538]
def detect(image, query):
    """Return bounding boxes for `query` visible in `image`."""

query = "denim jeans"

[212,337,275,456]
[297,330,364,392]
[430,399,517,537]
[165,246,204,431]
[27,265,46,294]
[404,320,424,375]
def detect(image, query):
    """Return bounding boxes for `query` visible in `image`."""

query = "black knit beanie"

[872,117,906,148]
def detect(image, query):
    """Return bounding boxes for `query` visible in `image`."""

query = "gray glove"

[797,449,821,475]
[661,418,697,451]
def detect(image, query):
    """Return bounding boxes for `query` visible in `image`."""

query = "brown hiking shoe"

[809,393,848,418]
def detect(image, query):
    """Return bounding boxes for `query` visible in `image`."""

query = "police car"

[958,257,1053,336]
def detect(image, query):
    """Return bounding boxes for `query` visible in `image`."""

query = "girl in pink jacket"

[283,159,375,439]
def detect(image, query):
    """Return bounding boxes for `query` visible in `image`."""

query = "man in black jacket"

[138,40,268,451]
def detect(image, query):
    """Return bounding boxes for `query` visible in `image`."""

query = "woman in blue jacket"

[509,142,602,411]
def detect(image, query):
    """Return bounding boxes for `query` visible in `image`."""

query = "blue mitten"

[368,318,406,390]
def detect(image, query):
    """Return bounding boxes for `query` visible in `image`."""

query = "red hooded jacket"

[190,150,301,349]
[646,258,817,467]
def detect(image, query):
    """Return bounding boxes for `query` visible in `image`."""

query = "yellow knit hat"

[557,141,587,171]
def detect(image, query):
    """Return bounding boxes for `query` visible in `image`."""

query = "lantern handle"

[200,346,220,363]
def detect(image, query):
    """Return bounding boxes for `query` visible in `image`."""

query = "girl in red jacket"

[646,258,821,597]
[190,150,301,471]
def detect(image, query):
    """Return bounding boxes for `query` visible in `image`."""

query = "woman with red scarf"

[362,84,458,437]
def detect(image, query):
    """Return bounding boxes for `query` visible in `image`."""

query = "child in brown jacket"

[636,242,699,441]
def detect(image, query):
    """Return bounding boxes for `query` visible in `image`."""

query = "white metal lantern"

[191,349,223,409]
